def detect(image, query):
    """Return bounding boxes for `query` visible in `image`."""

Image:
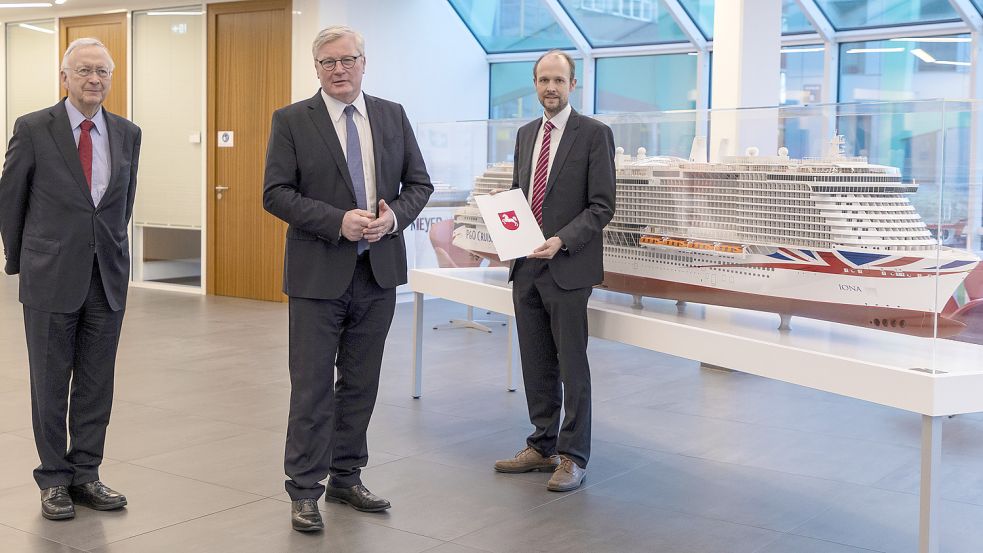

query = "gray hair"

[312,25,364,58]
[533,49,576,81]
[61,37,115,71]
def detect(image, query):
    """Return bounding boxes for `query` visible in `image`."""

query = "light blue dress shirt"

[65,100,110,207]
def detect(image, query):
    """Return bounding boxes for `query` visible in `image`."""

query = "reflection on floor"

[1,275,983,552]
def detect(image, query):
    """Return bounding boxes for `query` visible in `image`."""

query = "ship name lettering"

[410,216,443,232]
[838,284,863,293]
[465,228,493,243]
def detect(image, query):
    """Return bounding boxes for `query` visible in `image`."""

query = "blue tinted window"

[839,35,972,102]
[595,54,697,113]
[815,0,959,31]
[782,0,814,34]
[448,0,573,53]
[678,0,713,39]
[781,46,825,105]
[490,60,583,119]
[557,0,688,47]
[780,46,826,158]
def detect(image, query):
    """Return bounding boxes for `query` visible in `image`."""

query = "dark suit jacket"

[263,91,433,299]
[0,99,142,313]
[509,109,616,290]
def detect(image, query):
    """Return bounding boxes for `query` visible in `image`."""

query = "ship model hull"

[601,265,966,338]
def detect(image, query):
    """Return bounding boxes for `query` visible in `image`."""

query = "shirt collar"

[542,103,572,132]
[64,99,105,134]
[321,89,368,124]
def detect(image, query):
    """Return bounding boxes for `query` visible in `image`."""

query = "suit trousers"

[284,254,396,500]
[512,258,593,468]
[23,258,125,489]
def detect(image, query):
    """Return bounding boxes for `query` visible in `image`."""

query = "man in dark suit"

[494,50,616,492]
[0,38,141,520]
[263,25,433,532]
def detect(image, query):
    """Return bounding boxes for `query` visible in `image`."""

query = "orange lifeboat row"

[639,235,744,255]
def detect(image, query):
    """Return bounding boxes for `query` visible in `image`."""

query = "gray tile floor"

[1,276,983,552]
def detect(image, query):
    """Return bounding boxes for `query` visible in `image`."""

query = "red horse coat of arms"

[498,210,520,231]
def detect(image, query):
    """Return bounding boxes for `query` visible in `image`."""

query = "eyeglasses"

[316,55,361,71]
[68,67,112,79]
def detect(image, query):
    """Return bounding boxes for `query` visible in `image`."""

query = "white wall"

[308,0,488,125]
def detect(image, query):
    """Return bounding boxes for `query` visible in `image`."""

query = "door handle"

[215,185,229,200]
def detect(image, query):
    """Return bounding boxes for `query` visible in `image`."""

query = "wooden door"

[59,13,127,118]
[207,0,291,301]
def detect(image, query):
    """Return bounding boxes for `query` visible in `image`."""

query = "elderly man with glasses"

[0,37,141,521]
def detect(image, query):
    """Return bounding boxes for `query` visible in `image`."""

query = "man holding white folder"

[492,50,616,492]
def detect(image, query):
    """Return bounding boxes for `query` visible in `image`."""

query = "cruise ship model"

[451,137,980,337]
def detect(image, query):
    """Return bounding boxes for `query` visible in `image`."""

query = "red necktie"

[79,120,94,189]
[530,120,554,227]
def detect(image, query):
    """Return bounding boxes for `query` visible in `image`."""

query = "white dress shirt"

[65,100,110,207]
[321,90,378,215]
[527,103,572,204]
[321,90,397,234]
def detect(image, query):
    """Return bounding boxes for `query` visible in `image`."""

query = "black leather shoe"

[68,481,127,511]
[41,486,75,520]
[325,483,390,512]
[291,499,324,532]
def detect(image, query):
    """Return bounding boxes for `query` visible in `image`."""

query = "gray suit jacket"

[509,109,616,290]
[263,91,433,299]
[0,99,142,313]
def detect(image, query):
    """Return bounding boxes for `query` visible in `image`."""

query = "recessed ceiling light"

[845,48,905,54]
[781,47,824,54]
[890,37,971,43]
[146,10,203,16]
[910,48,936,63]
[18,22,54,33]
[54,0,66,4]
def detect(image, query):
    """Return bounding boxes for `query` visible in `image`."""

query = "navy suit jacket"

[263,91,433,299]
[509,109,616,290]
[0,99,141,313]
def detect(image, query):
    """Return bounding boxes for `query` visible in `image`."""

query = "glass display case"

[414,100,983,361]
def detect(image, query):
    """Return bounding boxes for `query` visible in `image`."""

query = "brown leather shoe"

[494,446,559,473]
[547,456,587,492]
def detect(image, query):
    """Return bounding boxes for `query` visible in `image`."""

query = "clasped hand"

[341,199,394,243]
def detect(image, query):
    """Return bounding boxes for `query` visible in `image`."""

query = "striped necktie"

[530,120,554,227]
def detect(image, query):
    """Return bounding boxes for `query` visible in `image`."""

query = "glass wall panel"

[5,20,58,142]
[780,45,825,158]
[557,0,688,47]
[595,54,697,156]
[678,0,713,39]
[782,0,814,34]
[448,0,574,53]
[839,34,972,102]
[815,0,959,30]
[131,8,204,287]
[975,0,983,16]
[490,59,583,119]
[595,54,697,113]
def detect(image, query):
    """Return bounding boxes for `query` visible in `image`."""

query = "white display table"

[409,267,983,553]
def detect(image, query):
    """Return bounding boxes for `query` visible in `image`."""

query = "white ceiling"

[0,0,200,23]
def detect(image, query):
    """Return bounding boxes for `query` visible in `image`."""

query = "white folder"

[474,189,547,261]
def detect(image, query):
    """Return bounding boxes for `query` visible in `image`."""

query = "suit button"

[89,242,95,249]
